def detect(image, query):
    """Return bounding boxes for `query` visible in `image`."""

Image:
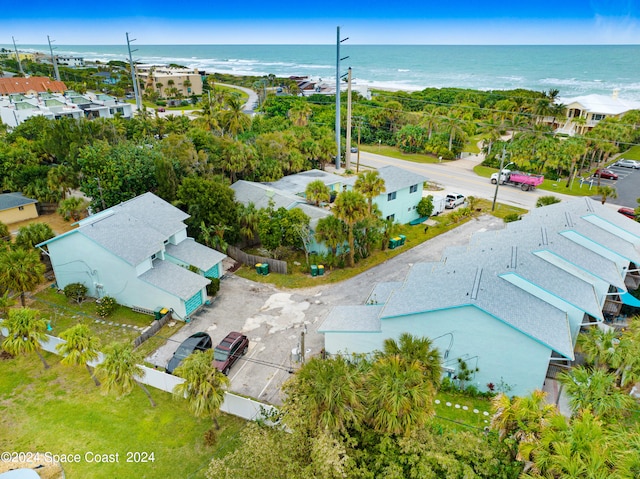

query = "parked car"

[614,159,640,169]
[445,193,466,209]
[214,332,249,375]
[618,207,637,220]
[350,146,358,153]
[156,107,166,112]
[166,332,212,374]
[595,169,618,180]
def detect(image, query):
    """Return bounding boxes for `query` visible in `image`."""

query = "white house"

[38,193,226,321]
[320,198,640,397]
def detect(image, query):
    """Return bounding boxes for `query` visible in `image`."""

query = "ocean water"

[8,44,640,101]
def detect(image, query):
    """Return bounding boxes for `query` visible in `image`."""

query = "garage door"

[184,291,203,316]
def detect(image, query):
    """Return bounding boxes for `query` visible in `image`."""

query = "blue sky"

[3,0,639,44]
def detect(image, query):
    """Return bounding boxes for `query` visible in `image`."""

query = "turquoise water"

[7,44,640,100]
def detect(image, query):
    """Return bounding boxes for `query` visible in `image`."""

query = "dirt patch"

[0,350,14,361]
[0,457,64,478]
[8,212,77,236]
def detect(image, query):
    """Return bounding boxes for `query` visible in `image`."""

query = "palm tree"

[305,180,330,206]
[364,355,435,436]
[490,389,558,463]
[2,307,50,369]
[440,111,468,153]
[57,196,89,222]
[56,323,101,386]
[173,349,229,429]
[0,247,45,306]
[576,327,621,370]
[288,102,313,127]
[376,333,442,387]
[96,342,156,407]
[314,215,347,257]
[557,366,634,420]
[237,202,261,245]
[597,185,617,204]
[332,191,368,267]
[220,95,251,138]
[354,170,386,214]
[282,355,364,434]
[0,292,16,319]
[14,223,55,250]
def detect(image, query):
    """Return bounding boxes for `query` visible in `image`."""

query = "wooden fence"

[227,245,288,274]
[134,311,172,348]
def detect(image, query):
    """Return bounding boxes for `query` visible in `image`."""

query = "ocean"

[7,44,640,101]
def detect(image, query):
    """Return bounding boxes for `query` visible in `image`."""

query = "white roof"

[559,93,640,115]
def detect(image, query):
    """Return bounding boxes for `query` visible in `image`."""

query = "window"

[387,192,397,201]
[18,206,24,210]
[410,184,418,193]
[592,114,606,121]
[386,214,395,221]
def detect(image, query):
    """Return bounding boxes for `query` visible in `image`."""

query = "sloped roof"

[267,169,345,195]
[377,165,429,193]
[231,180,303,211]
[139,260,210,300]
[0,192,37,212]
[0,76,67,95]
[165,238,226,271]
[559,93,640,116]
[319,305,383,333]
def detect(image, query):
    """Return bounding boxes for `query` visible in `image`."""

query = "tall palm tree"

[364,355,435,436]
[332,191,369,267]
[288,102,313,127]
[237,202,261,245]
[56,323,101,386]
[440,111,468,153]
[96,343,156,407]
[220,95,251,138]
[2,307,50,369]
[173,349,229,429]
[282,355,364,434]
[377,333,442,387]
[0,247,45,306]
[354,170,386,214]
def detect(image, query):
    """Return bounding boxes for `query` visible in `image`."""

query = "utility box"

[318,264,325,276]
[310,264,318,277]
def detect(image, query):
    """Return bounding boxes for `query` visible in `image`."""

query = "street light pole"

[491,147,512,212]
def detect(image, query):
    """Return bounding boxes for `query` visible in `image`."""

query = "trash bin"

[154,307,162,320]
[317,264,325,276]
[398,234,406,246]
[310,264,318,277]
[255,263,263,275]
[389,238,398,249]
[261,263,269,275]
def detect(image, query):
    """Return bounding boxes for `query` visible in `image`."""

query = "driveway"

[148,214,505,406]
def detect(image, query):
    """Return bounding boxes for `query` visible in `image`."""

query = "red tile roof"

[0,77,68,95]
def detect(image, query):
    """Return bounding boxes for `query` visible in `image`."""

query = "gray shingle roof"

[165,238,226,271]
[318,305,383,333]
[111,192,189,238]
[79,211,167,266]
[139,260,210,300]
[231,180,303,210]
[377,165,429,193]
[0,192,37,212]
[267,169,345,194]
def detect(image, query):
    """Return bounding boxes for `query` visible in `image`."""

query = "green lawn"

[621,145,640,160]
[434,391,493,431]
[360,145,442,164]
[0,352,245,479]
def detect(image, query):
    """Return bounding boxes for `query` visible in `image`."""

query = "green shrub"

[503,213,521,223]
[63,282,88,304]
[536,195,561,208]
[206,277,220,296]
[96,296,117,317]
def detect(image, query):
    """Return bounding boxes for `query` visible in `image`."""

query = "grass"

[473,165,595,197]
[0,352,246,479]
[433,390,493,431]
[361,145,442,164]
[621,145,640,161]
[236,200,524,289]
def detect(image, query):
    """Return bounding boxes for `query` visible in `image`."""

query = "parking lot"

[585,162,640,208]
[148,214,505,406]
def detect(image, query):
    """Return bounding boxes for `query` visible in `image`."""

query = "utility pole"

[47,35,60,81]
[356,117,362,173]
[126,32,143,113]
[335,27,349,170]
[12,37,25,76]
[491,146,512,212]
[345,67,353,171]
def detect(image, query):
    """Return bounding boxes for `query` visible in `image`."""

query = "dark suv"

[214,332,249,375]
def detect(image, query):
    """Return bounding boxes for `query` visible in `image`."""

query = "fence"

[0,322,277,423]
[133,311,172,348]
[227,245,288,274]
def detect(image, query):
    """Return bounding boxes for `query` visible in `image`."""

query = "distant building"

[0,76,67,95]
[137,65,203,98]
[0,192,38,225]
[56,55,85,68]
[555,90,640,136]
[0,90,134,128]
